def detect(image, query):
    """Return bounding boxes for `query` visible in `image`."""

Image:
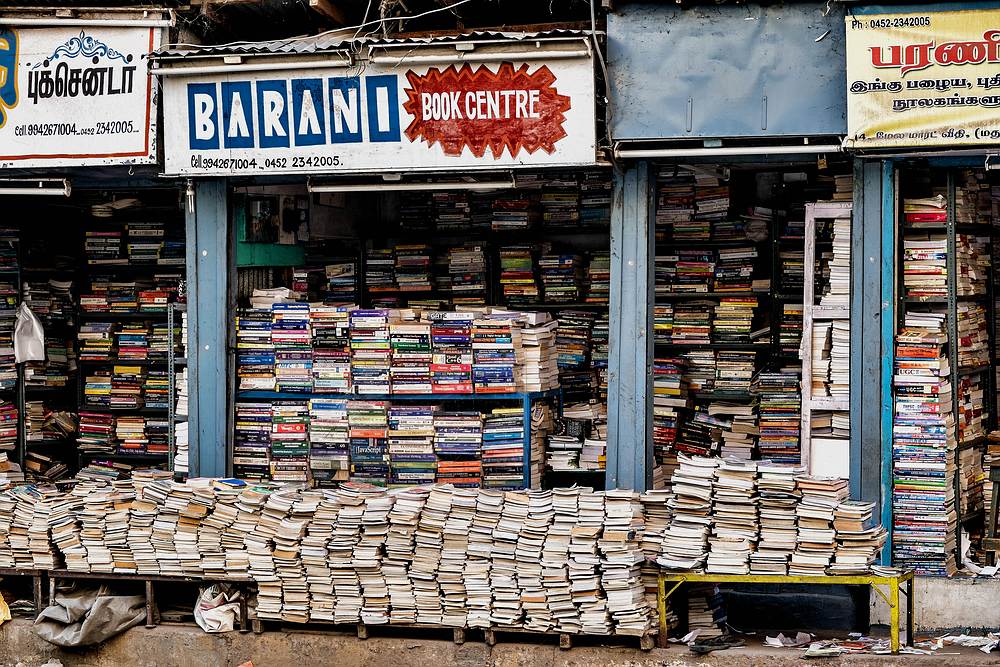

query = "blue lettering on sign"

[365,75,401,143]
[188,82,220,150]
[291,78,325,147]
[328,76,362,144]
[185,74,402,150]
[221,81,253,149]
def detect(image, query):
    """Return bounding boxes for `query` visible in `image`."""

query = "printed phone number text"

[190,155,342,170]
[13,120,136,137]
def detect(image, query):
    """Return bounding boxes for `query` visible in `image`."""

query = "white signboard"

[161,55,597,176]
[0,25,160,167]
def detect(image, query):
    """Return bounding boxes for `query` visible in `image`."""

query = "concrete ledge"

[870,576,1000,632]
[2,619,1000,667]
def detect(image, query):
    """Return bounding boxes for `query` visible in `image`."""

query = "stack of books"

[491,191,537,231]
[269,401,310,483]
[77,412,116,454]
[433,192,471,231]
[902,234,947,298]
[754,369,802,464]
[657,455,718,570]
[830,500,886,574]
[585,252,610,305]
[0,400,15,452]
[236,310,275,391]
[892,312,957,576]
[499,246,539,305]
[780,303,804,355]
[555,310,595,401]
[712,297,758,343]
[653,357,689,482]
[471,318,518,394]
[446,245,487,305]
[365,249,396,306]
[482,408,524,488]
[519,317,559,392]
[791,476,848,575]
[348,401,389,486]
[779,249,804,293]
[308,398,350,486]
[706,459,758,575]
[818,215,851,307]
[388,405,437,486]
[541,173,581,229]
[350,310,392,394]
[714,247,758,292]
[233,402,271,480]
[0,282,15,392]
[85,230,122,264]
[430,312,474,394]
[325,261,357,303]
[272,303,312,394]
[752,463,803,575]
[579,171,612,227]
[435,410,483,486]
[539,254,582,303]
[654,169,696,238]
[310,305,352,393]
[394,245,433,295]
[389,321,432,394]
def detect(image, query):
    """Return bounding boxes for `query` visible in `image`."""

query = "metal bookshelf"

[798,201,852,475]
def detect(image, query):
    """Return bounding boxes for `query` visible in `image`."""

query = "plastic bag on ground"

[32,585,144,647]
[194,584,240,633]
[14,303,44,363]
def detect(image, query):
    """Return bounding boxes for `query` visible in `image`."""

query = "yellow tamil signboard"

[846,7,1000,149]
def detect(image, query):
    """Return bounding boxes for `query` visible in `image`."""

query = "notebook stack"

[387,405,437,487]
[499,246,539,306]
[389,321,432,394]
[236,310,275,392]
[892,312,957,576]
[350,310,392,395]
[754,369,802,464]
[430,312,474,394]
[310,305,352,393]
[308,398,350,486]
[348,401,390,486]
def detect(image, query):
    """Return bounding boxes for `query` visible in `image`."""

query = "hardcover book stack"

[892,312,958,576]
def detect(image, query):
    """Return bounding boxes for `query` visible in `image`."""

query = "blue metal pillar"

[607,161,654,491]
[850,158,895,563]
[185,178,229,478]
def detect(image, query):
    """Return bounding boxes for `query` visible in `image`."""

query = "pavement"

[2,620,1000,667]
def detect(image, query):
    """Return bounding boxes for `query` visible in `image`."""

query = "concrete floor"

[2,620,1000,667]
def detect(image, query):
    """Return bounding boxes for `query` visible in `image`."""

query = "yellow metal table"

[656,570,915,654]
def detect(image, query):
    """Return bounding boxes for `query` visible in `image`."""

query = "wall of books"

[0,189,188,488]
[893,168,996,576]
[650,161,854,488]
[232,170,612,490]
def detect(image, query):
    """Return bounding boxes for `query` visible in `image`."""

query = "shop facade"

[0,9,191,483]
[153,31,616,489]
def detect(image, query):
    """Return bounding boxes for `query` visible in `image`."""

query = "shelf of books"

[799,202,852,478]
[233,170,612,490]
[893,168,996,576]
[650,162,853,487]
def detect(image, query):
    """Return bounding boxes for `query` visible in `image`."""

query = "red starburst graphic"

[402,63,572,159]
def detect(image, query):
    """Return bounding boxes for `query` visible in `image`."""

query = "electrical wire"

[159,0,476,53]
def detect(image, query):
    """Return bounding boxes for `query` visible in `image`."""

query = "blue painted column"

[849,158,895,563]
[607,161,654,491]
[185,178,230,478]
